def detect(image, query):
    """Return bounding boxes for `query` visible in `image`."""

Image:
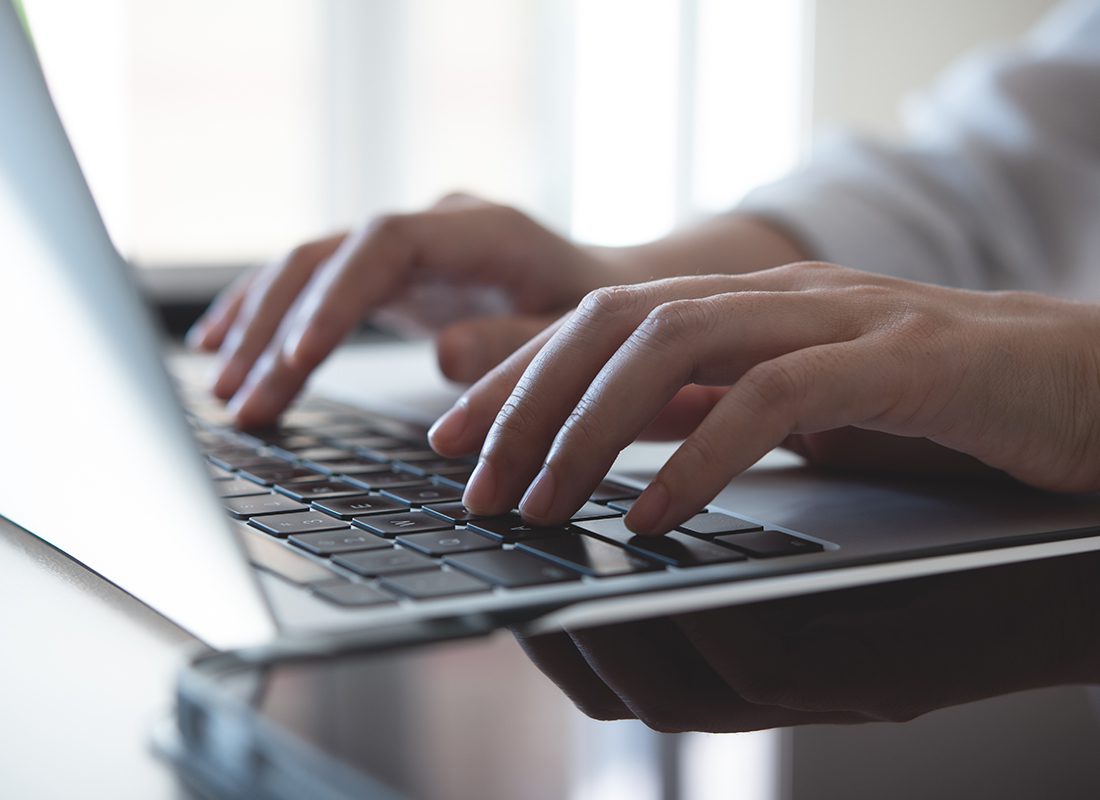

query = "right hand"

[186,193,620,428]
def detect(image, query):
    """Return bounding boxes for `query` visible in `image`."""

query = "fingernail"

[625,481,669,535]
[428,399,469,447]
[520,466,556,522]
[463,458,498,513]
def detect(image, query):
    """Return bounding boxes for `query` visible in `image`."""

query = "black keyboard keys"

[332,548,438,577]
[574,517,746,567]
[713,531,825,558]
[568,502,622,522]
[345,472,430,491]
[445,550,581,588]
[275,479,367,502]
[353,511,453,538]
[518,535,660,577]
[223,493,308,519]
[289,530,394,556]
[250,511,349,538]
[380,570,491,600]
[239,465,323,486]
[466,514,572,543]
[420,503,489,524]
[381,485,464,506]
[678,512,762,537]
[396,529,499,557]
[215,478,270,498]
[589,481,640,503]
[312,495,406,519]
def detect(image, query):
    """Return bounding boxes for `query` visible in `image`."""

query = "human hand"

[428,263,1100,533]
[186,193,618,427]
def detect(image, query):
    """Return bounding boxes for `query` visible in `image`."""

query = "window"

[25,0,806,267]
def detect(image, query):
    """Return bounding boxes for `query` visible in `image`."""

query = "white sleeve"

[737,0,1100,295]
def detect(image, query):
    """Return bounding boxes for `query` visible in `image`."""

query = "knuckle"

[741,359,808,413]
[578,284,647,319]
[487,381,543,444]
[634,299,707,350]
[367,211,410,240]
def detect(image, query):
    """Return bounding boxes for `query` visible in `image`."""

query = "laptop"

[6,0,1100,654]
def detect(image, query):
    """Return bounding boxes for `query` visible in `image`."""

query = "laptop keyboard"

[181,392,829,609]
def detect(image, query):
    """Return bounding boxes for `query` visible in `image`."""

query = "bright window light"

[22,0,806,271]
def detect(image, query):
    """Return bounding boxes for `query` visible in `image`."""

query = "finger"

[279,205,572,376]
[511,630,634,720]
[638,385,727,441]
[427,318,564,458]
[460,277,759,515]
[435,313,557,384]
[516,291,859,525]
[212,234,344,400]
[226,338,312,428]
[185,269,254,351]
[628,340,904,534]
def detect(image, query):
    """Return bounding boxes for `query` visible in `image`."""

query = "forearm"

[590,213,811,284]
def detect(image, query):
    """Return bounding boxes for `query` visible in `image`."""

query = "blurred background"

[24,2,1100,799]
[24,0,1053,309]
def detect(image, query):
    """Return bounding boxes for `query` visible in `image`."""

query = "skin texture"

[513,552,1100,732]
[427,263,1100,534]
[187,194,805,427]
[190,195,1100,535]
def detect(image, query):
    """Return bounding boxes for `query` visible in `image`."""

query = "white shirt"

[739,0,1100,297]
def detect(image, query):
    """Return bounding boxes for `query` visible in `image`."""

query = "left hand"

[427,262,1100,534]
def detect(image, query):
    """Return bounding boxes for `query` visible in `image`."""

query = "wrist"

[583,213,811,288]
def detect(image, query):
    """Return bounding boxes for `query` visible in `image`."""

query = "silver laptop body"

[5,0,1100,652]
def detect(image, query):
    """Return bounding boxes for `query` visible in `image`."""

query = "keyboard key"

[250,511,349,538]
[589,481,640,503]
[237,529,336,585]
[393,459,475,477]
[445,549,582,588]
[239,465,324,486]
[353,511,454,538]
[215,478,270,498]
[312,581,396,607]
[381,485,464,506]
[713,531,825,558]
[568,502,623,522]
[290,446,355,462]
[606,498,638,513]
[223,493,308,519]
[467,514,572,543]
[312,495,406,519]
[396,529,499,557]
[289,530,393,556]
[344,472,430,491]
[206,464,234,481]
[339,435,408,450]
[431,470,475,489]
[420,503,491,524]
[519,535,660,577]
[574,517,747,567]
[678,513,763,537]
[361,447,441,463]
[209,454,288,471]
[275,479,367,502]
[307,459,394,477]
[332,548,438,577]
[380,570,491,600]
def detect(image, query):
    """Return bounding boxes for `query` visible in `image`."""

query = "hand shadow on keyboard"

[513,552,1100,733]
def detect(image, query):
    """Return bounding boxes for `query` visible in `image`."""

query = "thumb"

[436,314,557,384]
